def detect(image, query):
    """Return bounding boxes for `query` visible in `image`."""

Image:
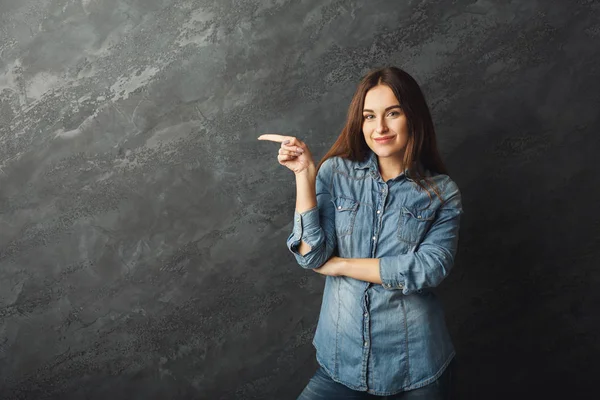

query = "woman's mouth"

[374,135,395,144]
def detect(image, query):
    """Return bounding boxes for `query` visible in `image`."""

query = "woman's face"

[362,84,409,162]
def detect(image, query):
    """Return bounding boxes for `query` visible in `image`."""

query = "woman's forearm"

[295,164,317,256]
[339,258,383,284]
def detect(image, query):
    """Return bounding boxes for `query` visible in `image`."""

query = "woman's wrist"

[294,162,316,179]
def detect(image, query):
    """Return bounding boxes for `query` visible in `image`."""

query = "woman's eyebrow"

[363,105,401,113]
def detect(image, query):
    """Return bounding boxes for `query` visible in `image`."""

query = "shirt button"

[364,312,368,317]
[296,218,300,222]
[372,236,376,240]
[417,215,422,219]
[338,206,342,210]
[364,341,368,347]
[376,210,380,214]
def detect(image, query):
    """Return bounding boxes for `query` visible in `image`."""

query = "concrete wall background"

[1,0,599,399]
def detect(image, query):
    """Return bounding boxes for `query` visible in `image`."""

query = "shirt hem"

[312,339,456,395]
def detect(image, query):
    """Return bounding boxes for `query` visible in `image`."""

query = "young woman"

[258,66,463,399]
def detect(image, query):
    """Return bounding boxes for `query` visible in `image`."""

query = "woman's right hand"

[257,134,316,175]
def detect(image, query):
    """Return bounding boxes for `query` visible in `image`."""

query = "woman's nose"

[376,119,388,133]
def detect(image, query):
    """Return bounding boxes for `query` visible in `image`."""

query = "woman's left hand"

[313,256,345,277]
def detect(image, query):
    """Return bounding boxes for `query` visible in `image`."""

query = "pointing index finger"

[257,134,290,143]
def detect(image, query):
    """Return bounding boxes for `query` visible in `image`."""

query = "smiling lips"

[374,135,395,143]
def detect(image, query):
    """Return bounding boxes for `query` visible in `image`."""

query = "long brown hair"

[316,66,448,204]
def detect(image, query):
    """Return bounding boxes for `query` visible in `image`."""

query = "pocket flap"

[332,197,359,212]
[401,206,436,221]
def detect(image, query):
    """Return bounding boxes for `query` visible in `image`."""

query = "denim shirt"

[286,149,463,395]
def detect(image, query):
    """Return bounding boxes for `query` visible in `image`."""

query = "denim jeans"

[297,358,455,399]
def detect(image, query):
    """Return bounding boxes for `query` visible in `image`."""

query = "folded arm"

[339,181,463,295]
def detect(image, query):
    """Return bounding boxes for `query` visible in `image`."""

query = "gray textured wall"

[1,0,599,399]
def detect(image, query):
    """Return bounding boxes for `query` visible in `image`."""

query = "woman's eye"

[388,111,399,117]
[364,115,374,120]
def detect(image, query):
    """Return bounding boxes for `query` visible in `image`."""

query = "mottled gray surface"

[1,0,599,399]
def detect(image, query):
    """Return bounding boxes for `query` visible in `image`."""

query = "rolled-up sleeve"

[378,179,464,294]
[286,158,337,269]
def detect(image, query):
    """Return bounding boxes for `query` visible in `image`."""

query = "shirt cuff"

[379,256,407,292]
[291,206,320,248]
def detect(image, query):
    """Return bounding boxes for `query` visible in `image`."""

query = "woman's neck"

[377,155,405,181]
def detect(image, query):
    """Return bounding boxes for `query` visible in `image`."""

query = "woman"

[258,66,463,399]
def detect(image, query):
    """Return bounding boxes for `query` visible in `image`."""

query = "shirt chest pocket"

[331,197,359,237]
[397,206,437,245]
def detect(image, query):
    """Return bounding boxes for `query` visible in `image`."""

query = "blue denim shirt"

[286,149,463,395]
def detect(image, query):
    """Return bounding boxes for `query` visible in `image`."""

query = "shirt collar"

[353,148,377,170]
